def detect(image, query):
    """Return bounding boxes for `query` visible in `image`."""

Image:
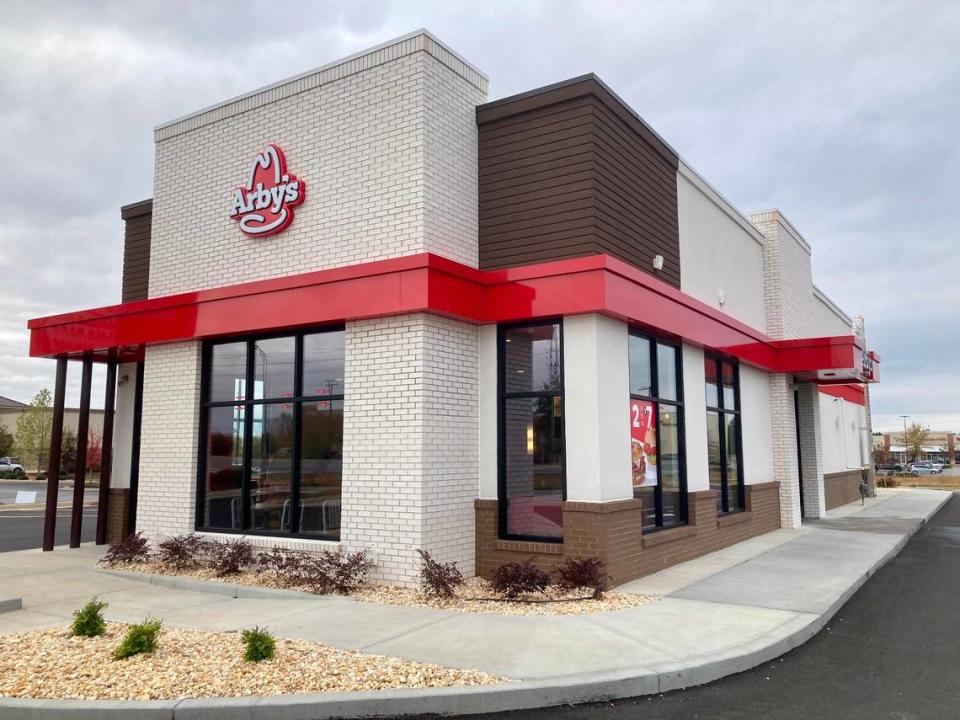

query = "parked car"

[0,458,26,477]
[911,463,942,476]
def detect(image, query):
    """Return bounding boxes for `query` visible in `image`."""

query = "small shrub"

[417,549,463,599]
[256,547,309,582]
[157,533,207,570]
[296,548,372,595]
[114,617,162,660]
[554,557,607,599]
[101,531,151,565]
[490,559,550,599]
[241,626,276,663]
[0,468,26,480]
[208,539,254,576]
[71,597,108,637]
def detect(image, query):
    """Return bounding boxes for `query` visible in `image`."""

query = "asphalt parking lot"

[455,494,960,720]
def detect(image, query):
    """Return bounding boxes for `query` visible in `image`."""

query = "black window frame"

[705,354,745,514]
[629,329,688,531]
[497,319,566,544]
[195,325,345,540]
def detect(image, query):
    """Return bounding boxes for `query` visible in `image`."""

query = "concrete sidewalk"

[0,488,950,718]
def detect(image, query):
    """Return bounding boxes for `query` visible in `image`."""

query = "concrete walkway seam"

[1,492,950,719]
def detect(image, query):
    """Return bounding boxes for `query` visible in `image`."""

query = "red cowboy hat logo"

[229,144,306,237]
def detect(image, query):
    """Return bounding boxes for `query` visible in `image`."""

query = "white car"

[910,462,942,476]
[0,457,25,474]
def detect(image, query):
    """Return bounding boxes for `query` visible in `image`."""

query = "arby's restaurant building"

[28,31,879,585]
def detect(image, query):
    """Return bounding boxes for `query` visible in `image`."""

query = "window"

[629,332,686,530]
[499,322,564,541]
[705,356,744,513]
[197,328,344,539]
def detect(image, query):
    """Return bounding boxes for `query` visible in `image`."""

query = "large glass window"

[629,332,686,530]
[499,322,564,541]
[705,356,744,513]
[198,328,345,539]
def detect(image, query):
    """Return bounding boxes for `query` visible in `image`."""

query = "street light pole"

[900,415,910,465]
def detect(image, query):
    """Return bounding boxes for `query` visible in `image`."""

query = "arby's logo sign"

[229,144,305,237]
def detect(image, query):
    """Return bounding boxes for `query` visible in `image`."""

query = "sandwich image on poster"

[630,398,658,487]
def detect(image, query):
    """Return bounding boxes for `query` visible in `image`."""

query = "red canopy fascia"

[27,252,876,381]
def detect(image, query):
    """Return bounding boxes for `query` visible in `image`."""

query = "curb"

[2,493,951,719]
[0,598,22,614]
[94,567,347,603]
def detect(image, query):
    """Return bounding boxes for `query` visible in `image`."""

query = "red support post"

[69,355,93,548]
[42,358,68,552]
[95,356,117,545]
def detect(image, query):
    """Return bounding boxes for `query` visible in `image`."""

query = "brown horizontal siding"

[120,199,152,303]
[477,75,680,285]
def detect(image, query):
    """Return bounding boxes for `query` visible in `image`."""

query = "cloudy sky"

[1,0,957,432]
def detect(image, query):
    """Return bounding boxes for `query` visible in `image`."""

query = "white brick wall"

[768,373,801,528]
[341,314,478,584]
[796,382,826,518]
[149,33,486,298]
[134,34,486,585]
[136,342,202,542]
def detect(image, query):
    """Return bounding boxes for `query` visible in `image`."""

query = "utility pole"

[900,415,910,465]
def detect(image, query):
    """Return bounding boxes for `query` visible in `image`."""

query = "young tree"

[873,446,891,468]
[902,423,930,462]
[61,429,77,478]
[87,432,103,475]
[0,421,14,458]
[15,389,53,473]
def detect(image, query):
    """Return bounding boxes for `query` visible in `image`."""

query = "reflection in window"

[199,328,345,539]
[705,357,743,513]
[500,323,564,541]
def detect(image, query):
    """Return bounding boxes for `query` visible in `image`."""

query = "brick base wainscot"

[824,469,865,510]
[475,481,781,586]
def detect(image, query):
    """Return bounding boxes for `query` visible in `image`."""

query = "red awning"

[27,252,878,382]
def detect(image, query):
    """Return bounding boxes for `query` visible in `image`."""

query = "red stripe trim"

[27,252,876,379]
[819,384,866,405]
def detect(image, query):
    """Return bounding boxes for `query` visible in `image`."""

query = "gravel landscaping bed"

[109,561,655,615]
[0,624,501,700]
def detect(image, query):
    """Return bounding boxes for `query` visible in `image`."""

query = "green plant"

[241,626,276,662]
[70,597,108,637]
[114,617,162,660]
[100,531,151,564]
[553,557,607,599]
[417,549,463,599]
[491,559,550,599]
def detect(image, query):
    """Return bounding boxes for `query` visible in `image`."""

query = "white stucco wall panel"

[813,289,854,338]
[677,169,767,331]
[681,344,709,493]
[563,315,632,502]
[819,392,866,473]
[739,365,775,485]
[477,324,498,499]
[108,361,138,490]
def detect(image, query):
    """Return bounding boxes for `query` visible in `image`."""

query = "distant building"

[873,431,957,463]
[0,395,105,461]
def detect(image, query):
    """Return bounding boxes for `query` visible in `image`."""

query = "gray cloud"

[1,0,956,431]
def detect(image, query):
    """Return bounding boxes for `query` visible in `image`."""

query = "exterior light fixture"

[652,255,664,271]
[526,425,534,454]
